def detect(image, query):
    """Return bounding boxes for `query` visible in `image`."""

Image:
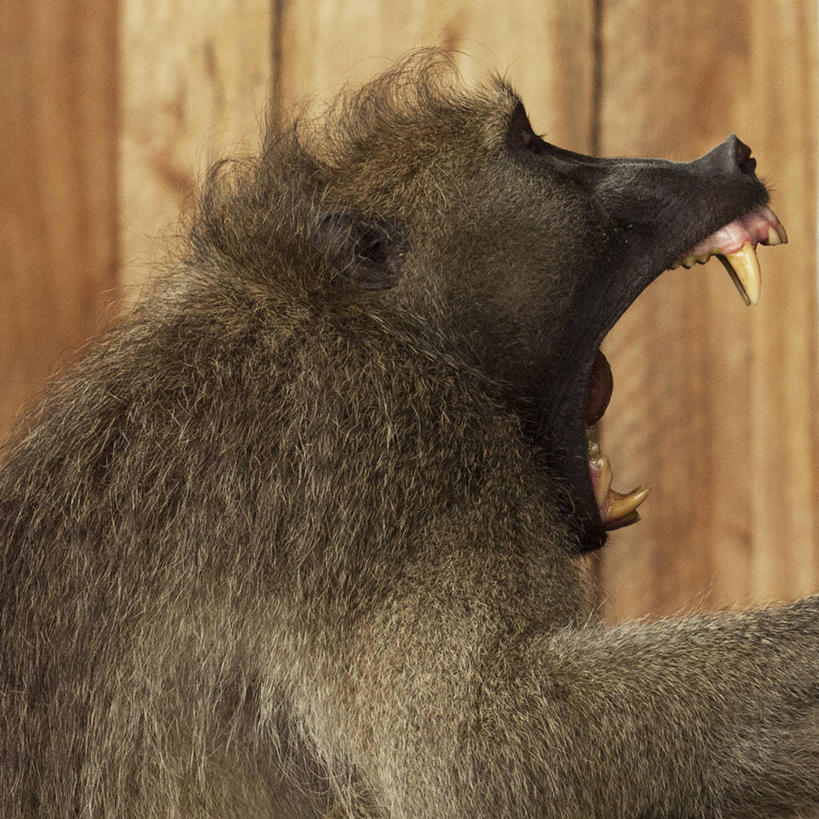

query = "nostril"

[730,134,756,175]
[694,135,758,177]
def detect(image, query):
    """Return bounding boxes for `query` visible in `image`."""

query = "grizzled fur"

[1,52,818,818]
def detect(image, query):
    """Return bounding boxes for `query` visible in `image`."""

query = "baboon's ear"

[316,213,405,290]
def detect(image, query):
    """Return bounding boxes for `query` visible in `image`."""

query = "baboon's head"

[196,52,785,552]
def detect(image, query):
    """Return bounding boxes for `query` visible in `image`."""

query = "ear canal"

[317,213,404,291]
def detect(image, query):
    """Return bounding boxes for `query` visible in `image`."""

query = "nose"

[693,134,757,177]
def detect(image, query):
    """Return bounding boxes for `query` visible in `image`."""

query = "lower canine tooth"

[718,242,761,306]
[607,485,650,519]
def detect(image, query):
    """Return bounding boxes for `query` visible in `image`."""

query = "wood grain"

[597,0,819,618]
[0,0,119,439]
[119,0,273,297]
[276,0,596,152]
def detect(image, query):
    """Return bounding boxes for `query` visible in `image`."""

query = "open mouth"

[584,205,788,531]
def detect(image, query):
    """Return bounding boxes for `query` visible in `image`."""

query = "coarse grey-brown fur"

[1,51,817,818]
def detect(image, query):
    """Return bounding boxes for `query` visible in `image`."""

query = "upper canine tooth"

[718,242,761,306]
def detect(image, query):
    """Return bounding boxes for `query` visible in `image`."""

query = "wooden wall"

[2,0,817,621]
[1,2,119,442]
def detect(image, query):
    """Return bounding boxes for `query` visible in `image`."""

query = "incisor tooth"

[594,456,613,507]
[719,242,761,306]
[607,485,650,520]
[765,224,787,246]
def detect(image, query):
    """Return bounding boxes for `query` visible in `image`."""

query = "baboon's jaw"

[668,205,787,305]
[581,205,787,532]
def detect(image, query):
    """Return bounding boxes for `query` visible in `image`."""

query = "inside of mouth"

[584,350,649,530]
[583,204,787,531]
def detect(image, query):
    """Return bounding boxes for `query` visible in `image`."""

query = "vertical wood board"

[597,0,819,618]
[0,0,119,439]
[119,0,273,298]
[276,0,597,153]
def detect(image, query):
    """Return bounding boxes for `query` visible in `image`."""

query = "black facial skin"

[505,102,769,551]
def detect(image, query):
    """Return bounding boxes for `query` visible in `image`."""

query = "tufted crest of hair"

[187,49,517,297]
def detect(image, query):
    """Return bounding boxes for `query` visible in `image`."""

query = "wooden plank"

[0,0,118,439]
[745,1,819,602]
[597,0,819,618]
[119,0,273,296]
[276,0,597,152]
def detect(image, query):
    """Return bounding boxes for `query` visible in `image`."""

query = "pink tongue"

[585,350,612,425]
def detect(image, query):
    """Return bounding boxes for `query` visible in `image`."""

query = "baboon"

[1,51,817,818]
